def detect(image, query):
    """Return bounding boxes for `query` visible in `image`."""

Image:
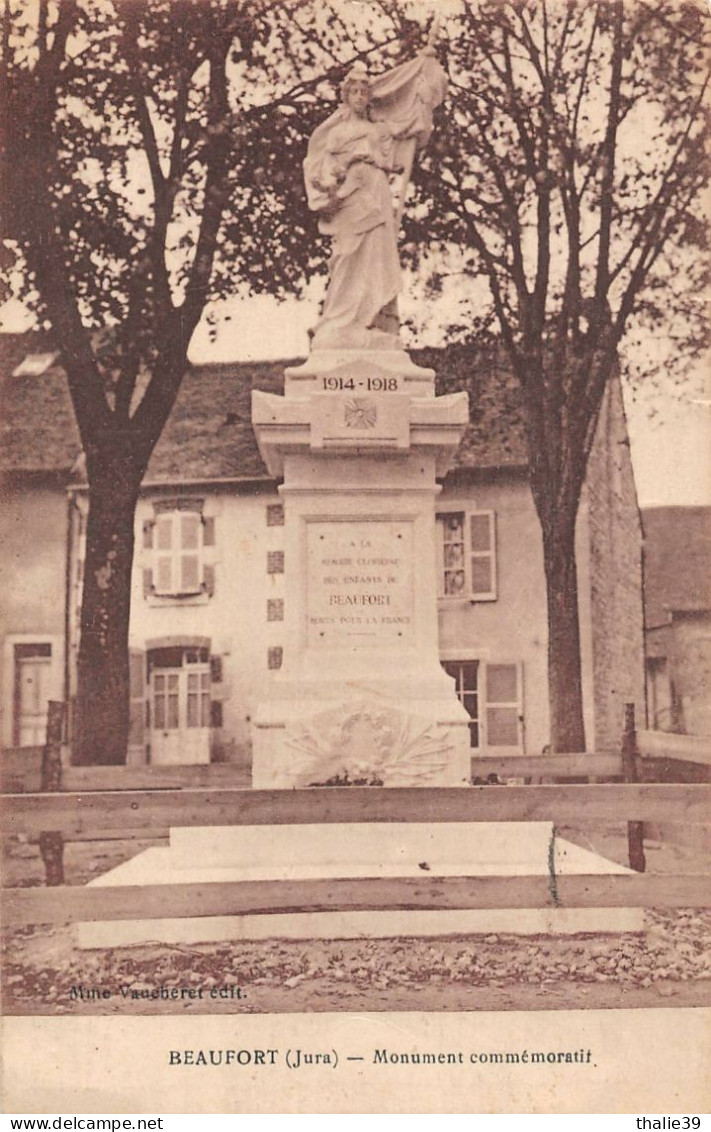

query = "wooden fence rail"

[4,783,710,839]
[4,872,710,929]
[0,750,627,793]
[3,747,708,797]
[638,730,711,766]
[2,735,709,795]
[2,705,709,932]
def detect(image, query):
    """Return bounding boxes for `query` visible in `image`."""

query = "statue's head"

[341,63,371,117]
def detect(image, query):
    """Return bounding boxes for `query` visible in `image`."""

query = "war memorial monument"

[77,38,639,948]
[251,46,471,789]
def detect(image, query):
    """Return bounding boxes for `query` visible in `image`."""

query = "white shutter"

[483,662,522,752]
[127,649,147,765]
[468,511,497,600]
[154,514,174,594]
[179,513,202,594]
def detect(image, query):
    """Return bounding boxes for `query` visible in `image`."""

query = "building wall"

[436,471,618,757]
[0,479,66,746]
[67,475,558,764]
[669,612,711,737]
[68,483,286,763]
[57,377,647,768]
[574,496,597,750]
[582,376,646,748]
[66,468,631,765]
[437,473,550,755]
[644,614,711,738]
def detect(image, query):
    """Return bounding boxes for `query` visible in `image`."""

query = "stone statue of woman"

[304,43,447,352]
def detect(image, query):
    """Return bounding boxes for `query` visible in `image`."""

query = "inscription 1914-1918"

[306,520,414,648]
[321,375,399,392]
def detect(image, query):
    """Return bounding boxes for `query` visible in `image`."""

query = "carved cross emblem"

[344,398,377,429]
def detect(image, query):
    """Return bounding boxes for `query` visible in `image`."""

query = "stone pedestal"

[76,822,644,949]
[250,348,472,788]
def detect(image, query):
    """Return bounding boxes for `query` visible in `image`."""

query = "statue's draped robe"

[304,52,447,349]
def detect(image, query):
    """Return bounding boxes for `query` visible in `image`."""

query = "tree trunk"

[542,521,587,753]
[72,457,141,766]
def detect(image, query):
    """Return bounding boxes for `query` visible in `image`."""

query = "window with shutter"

[146,507,216,598]
[441,659,522,753]
[437,511,497,600]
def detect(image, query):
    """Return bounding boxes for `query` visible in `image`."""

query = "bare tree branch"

[608,71,709,288]
[593,0,624,306]
[570,6,598,143]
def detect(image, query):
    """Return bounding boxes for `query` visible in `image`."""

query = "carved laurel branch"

[284,700,454,787]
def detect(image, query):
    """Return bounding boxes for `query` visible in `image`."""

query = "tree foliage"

[1,0,708,757]
[0,0,412,762]
[403,0,708,748]
[449,1,705,748]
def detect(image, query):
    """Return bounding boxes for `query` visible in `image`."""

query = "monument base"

[250,347,473,790]
[75,822,643,949]
[252,693,472,788]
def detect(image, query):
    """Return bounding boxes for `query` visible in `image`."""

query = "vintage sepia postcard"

[1,0,710,1115]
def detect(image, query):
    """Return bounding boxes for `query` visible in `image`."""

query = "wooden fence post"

[38,700,66,886]
[622,702,646,873]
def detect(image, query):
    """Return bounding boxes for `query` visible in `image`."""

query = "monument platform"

[75,821,643,949]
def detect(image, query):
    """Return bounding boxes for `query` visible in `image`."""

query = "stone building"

[0,336,646,764]
[0,335,71,747]
[643,505,711,737]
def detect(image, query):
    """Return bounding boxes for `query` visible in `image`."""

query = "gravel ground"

[2,830,710,1016]
[3,909,711,1016]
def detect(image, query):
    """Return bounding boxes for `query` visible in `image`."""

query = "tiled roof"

[143,361,284,483]
[1,335,528,481]
[643,506,711,627]
[425,344,529,471]
[0,334,81,476]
